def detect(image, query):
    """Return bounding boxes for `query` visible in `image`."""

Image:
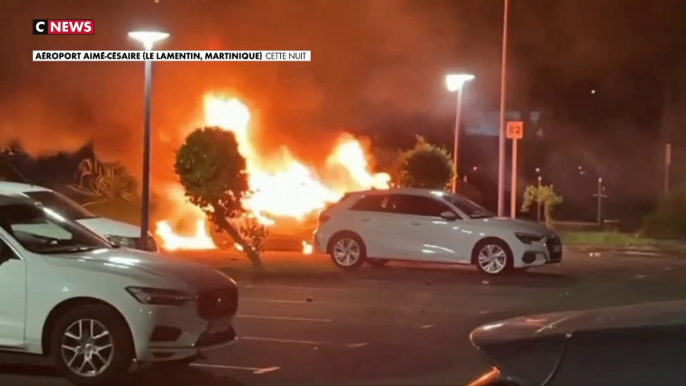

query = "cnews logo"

[33,19,94,35]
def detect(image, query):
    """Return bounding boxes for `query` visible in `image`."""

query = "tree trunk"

[544,203,553,229]
[213,211,263,269]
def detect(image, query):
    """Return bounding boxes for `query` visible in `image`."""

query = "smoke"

[1,0,680,221]
[0,0,469,183]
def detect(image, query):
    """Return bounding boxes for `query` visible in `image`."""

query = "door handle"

[410,221,421,226]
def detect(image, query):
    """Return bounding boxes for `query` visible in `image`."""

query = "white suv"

[0,182,157,252]
[0,195,237,384]
[313,188,562,275]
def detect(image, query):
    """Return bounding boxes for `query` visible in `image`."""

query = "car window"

[350,194,388,212]
[440,193,493,218]
[24,191,95,220]
[0,203,111,254]
[387,194,453,217]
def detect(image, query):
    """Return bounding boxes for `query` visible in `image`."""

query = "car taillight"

[319,213,330,223]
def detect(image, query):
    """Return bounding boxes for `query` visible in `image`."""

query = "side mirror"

[440,211,458,221]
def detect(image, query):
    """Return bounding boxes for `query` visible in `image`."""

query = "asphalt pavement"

[2,250,686,386]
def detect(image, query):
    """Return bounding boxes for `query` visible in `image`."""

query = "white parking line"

[238,314,333,323]
[239,313,442,329]
[254,366,282,374]
[244,298,305,304]
[241,284,370,293]
[241,297,483,314]
[191,363,281,375]
[241,336,367,348]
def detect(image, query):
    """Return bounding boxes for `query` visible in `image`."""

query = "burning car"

[155,95,390,252]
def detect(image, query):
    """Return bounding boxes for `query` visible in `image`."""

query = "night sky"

[1,0,684,220]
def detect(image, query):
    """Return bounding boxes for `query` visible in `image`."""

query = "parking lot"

[2,250,686,386]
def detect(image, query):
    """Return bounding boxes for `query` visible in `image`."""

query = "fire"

[328,139,391,190]
[155,220,215,251]
[156,93,390,251]
[302,241,313,255]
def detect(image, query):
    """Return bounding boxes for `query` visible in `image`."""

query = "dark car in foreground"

[468,301,686,386]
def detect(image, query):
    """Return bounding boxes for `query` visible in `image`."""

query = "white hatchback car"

[0,195,237,384]
[313,188,562,275]
[0,182,158,252]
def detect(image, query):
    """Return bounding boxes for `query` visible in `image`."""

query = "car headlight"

[126,287,195,306]
[515,232,545,244]
[105,235,138,249]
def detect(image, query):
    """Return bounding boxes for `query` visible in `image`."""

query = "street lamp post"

[129,31,169,242]
[497,0,510,217]
[537,175,542,223]
[446,74,475,193]
[592,177,609,226]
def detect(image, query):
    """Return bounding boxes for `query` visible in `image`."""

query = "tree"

[232,215,269,254]
[66,157,144,224]
[175,127,262,267]
[521,184,563,228]
[400,136,454,189]
[0,141,31,183]
[68,157,138,206]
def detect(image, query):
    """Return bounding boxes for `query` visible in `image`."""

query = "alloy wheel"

[61,319,114,377]
[333,238,361,267]
[478,244,508,274]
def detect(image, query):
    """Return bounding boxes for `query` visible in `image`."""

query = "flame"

[156,93,390,251]
[302,241,313,255]
[328,139,391,190]
[156,220,215,251]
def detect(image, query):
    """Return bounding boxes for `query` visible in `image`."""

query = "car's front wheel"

[474,240,512,276]
[329,233,366,269]
[50,304,134,385]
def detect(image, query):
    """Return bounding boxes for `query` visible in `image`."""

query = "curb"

[565,245,686,260]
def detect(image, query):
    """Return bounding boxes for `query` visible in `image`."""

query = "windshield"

[0,203,111,254]
[441,194,493,219]
[24,191,96,220]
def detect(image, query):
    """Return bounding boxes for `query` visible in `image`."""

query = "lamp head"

[446,74,475,92]
[128,31,169,50]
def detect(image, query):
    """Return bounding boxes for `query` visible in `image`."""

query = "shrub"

[521,184,563,228]
[644,187,686,239]
[400,136,454,189]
